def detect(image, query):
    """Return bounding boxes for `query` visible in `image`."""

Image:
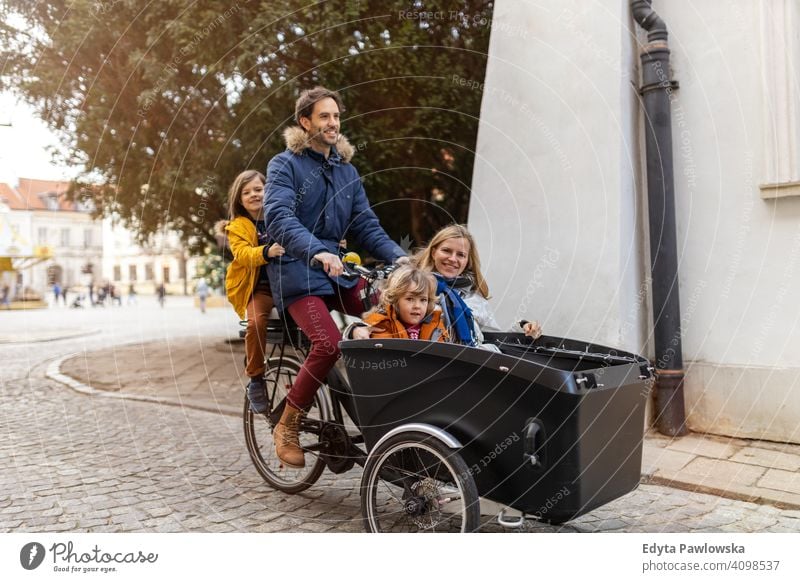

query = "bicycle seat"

[266,317,311,348]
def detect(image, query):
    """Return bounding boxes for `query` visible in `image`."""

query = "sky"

[0,91,78,186]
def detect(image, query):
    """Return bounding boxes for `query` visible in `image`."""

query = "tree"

[0,0,493,253]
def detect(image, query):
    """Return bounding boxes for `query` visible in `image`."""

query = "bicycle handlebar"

[309,258,397,282]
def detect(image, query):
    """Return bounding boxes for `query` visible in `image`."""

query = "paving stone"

[670,457,765,487]
[250,521,287,533]
[757,468,800,494]
[764,525,800,533]
[76,518,110,529]
[730,448,800,472]
[47,521,79,532]
[593,518,629,530]
[642,445,694,476]
[753,489,800,509]
[298,521,334,532]
[144,507,173,518]
[204,522,236,533]
[734,514,780,532]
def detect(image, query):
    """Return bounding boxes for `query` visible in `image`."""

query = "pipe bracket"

[639,80,679,95]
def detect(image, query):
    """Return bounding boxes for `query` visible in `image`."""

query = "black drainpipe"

[631,0,687,437]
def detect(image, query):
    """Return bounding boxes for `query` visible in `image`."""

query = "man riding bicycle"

[264,86,406,469]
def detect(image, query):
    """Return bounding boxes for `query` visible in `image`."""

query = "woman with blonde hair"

[415,224,541,346]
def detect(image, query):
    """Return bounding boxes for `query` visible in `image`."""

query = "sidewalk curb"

[641,473,800,510]
[46,353,242,418]
[0,329,101,344]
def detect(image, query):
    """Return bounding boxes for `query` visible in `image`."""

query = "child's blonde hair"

[379,265,437,316]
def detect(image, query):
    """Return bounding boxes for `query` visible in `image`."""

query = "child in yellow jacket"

[223,170,285,413]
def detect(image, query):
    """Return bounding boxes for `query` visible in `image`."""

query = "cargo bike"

[242,264,654,532]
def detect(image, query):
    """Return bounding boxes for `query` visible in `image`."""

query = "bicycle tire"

[361,431,480,532]
[243,356,329,493]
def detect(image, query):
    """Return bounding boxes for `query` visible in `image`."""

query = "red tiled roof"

[15,177,80,212]
[0,182,27,210]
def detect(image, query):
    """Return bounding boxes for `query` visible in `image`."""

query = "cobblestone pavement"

[2,300,800,533]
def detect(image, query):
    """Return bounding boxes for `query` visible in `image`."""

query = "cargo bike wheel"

[360,431,480,532]
[243,356,330,494]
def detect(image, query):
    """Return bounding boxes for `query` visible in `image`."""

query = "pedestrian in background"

[127,283,137,305]
[1,284,10,309]
[196,277,209,313]
[156,282,166,308]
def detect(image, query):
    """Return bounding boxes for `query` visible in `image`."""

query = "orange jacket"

[364,305,448,342]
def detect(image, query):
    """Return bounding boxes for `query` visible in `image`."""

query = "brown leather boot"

[274,403,305,468]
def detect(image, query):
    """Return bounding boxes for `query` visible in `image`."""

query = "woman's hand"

[313,252,344,276]
[267,243,285,259]
[394,255,410,266]
[522,320,542,339]
[351,326,371,340]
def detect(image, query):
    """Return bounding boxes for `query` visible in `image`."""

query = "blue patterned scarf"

[435,274,476,345]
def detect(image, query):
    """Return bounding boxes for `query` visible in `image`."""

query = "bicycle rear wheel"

[243,356,329,493]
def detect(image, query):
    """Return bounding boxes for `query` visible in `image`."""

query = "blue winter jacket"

[265,126,405,310]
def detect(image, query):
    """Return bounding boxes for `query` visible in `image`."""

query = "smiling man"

[264,86,406,468]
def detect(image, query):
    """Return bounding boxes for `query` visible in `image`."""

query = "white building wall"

[31,211,102,291]
[655,0,800,443]
[102,218,198,295]
[470,0,800,443]
[468,0,647,353]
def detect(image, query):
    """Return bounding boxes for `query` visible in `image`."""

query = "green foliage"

[0,0,493,252]
[193,250,226,292]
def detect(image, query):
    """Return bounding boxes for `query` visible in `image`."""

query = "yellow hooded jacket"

[224,216,268,319]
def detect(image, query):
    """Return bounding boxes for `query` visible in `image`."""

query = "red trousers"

[285,281,366,409]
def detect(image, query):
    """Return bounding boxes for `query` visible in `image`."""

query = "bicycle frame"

[265,331,369,471]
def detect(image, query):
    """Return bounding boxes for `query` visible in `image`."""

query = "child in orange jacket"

[349,265,448,342]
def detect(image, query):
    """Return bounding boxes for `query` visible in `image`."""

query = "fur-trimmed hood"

[282,126,355,163]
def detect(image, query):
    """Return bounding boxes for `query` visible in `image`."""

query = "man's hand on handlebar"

[312,252,344,277]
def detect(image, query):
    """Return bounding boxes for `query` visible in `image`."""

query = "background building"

[102,217,198,297]
[0,178,101,300]
[0,178,199,303]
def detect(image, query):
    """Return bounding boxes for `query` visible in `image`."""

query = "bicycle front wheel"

[243,356,329,493]
[361,431,480,532]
